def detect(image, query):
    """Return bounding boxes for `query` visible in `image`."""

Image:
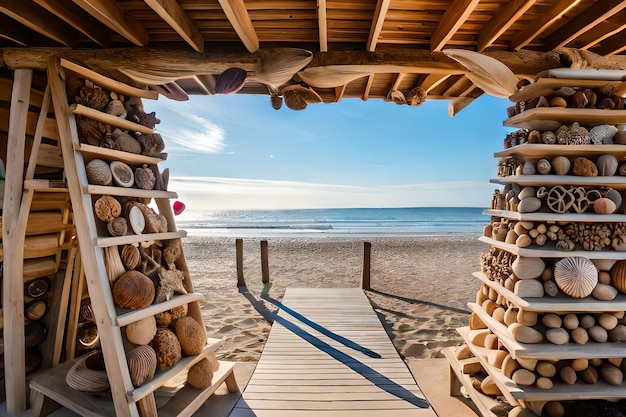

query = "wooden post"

[236,238,246,286]
[260,240,269,284]
[361,241,372,290]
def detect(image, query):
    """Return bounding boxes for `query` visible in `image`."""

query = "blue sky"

[143,93,512,211]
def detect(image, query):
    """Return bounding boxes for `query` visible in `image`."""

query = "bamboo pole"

[236,238,245,286]
[361,241,372,290]
[260,240,269,284]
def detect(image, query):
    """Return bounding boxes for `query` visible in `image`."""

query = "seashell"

[554,256,598,298]
[572,157,598,176]
[596,154,618,176]
[541,131,556,144]
[517,197,541,213]
[512,256,545,279]
[536,159,551,175]
[127,205,145,235]
[175,316,206,356]
[86,159,112,186]
[75,86,109,111]
[593,283,618,300]
[605,187,623,211]
[611,260,626,293]
[126,315,157,345]
[589,124,618,144]
[110,161,134,187]
[284,89,307,110]
[405,86,427,107]
[113,130,142,154]
[544,280,558,297]
[112,270,155,309]
[107,217,128,237]
[121,245,141,270]
[134,165,156,190]
[94,195,122,222]
[187,357,214,389]
[163,243,181,268]
[151,328,182,370]
[594,197,616,214]
[215,67,247,94]
[155,267,187,303]
[105,92,127,118]
[514,280,544,297]
[126,345,157,387]
[521,161,536,175]
[551,156,570,175]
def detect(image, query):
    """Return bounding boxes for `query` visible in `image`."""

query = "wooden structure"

[231,287,436,416]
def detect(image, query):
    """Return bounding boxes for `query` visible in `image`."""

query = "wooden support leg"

[225,369,239,393]
[236,238,245,287]
[30,390,61,417]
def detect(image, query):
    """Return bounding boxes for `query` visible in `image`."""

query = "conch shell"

[554,257,598,298]
[112,270,155,309]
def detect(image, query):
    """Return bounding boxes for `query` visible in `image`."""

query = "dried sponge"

[151,328,182,370]
[187,358,214,388]
[175,316,206,356]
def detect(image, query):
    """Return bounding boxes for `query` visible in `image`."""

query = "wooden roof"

[3,1,626,112]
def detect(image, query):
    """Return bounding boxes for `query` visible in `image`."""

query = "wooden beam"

[544,0,626,49]
[477,0,538,51]
[3,68,32,414]
[217,0,259,53]
[430,0,480,51]
[596,28,626,56]
[144,0,205,53]
[366,0,391,52]
[391,72,405,91]
[576,9,626,50]
[421,73,452,93]
[0,15,31,46]
[361,74,374,101]
[510,0,581,50]
[71,0,149,46]
[335,84,346,102]
[0,1,80,47]
[317,0,328,52]
[33,0,112,48]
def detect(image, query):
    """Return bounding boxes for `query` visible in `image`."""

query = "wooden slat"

[144,0,205,53]
[69,104,154,134]
[232,288,437,417]
[71,0,149,46]
[366,0,390,52]
[217,0,259,52]
[318,0,328,52]
[430,0,480,51]
[477,0,538,51]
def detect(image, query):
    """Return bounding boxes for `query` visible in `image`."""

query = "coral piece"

[151,328,182,370]
[134,165,156,190]
[175,316,206,356]
[136,133,165,155]
[107,217,128,237]
[554,256,598,298]
[556,122,590,145]
[215,67,247,94]
[112,270,155,309]
[126,316,157,345]
[404,86,426,107]
[163,243,181,269]
[126,345,157,387]
[572,157,598,176]
[121,245,141,270]
[75,86,109,111]
[139,244,161,278]
[589,124,618,144]
[155,267,187,303]
[547,185,574,213]
[86,159,112,186]
[94,195,122,222]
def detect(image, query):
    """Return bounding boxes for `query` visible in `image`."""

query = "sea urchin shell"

[554,257,598,299]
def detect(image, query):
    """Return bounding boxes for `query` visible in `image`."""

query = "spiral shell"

[536,159,551,175]
[121,245,141,270]
[611,260,626,294]
[126,345,157,387]
[512,256,546,280]
[125,315,157,345]
[107,217,127,237]
[112,270,155,309]
[554,257,598,298]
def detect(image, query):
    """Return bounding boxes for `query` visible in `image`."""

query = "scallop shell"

[151,328,182,370]
[551,156,571,175]
[597,154,619,176]
[611,260,626,294]
[112,270,155,309]
[110,161,134,187]
[126,345,157,387]
[554,257,598,298]
[121,245,141,270]
[86,159,112,186]
[125,315,157,345]
[94,195,122,222]
[175,316,206,356]
[512,256,545,280]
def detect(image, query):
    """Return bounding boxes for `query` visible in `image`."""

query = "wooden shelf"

[459,326,626,402]
[509,78,619,103]
[474,272,626,312]
[470,302,626,360]
[95,230,187,248]
[484,209,626,223]
[86,184,177,199]
[115,293,204,327]
[504,108,626,130]
[70,104,154,135]
[494,144,626,162]
[491,175,626,190]
[76,143,166,165]
[479,236,626,259]
[24,179,68,192]
[60,59,159,101]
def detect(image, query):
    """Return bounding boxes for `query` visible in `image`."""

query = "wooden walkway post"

[361,241,371,290]
[260,240,269,284]
[236,238,246,286]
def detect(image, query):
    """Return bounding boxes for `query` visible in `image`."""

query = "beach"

[183,233,485,362]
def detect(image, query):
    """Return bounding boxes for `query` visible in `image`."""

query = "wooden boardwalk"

[229,288,438,417]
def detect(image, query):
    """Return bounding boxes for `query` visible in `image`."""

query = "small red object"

[173,201,186,215]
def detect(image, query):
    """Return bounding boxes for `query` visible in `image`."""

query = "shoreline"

[182,232,484,362]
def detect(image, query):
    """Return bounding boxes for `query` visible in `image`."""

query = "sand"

[183,233,484,362]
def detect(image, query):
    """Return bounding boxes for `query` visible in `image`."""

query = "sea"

[176,207,487,237]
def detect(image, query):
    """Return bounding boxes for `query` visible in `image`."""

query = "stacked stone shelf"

[491,175,626,189]
[509,78,623,103]
[494,144,626,161]
[504,108,626,130]
[485,209,626,223]
[478,236,626,259]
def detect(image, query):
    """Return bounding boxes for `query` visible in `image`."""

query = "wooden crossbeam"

[576,9,626,50]
[71,0,149,46]
[420,73,452,93]
[318,0,327,52]
[218,0,259,53]
[0,15,33,46]
[510,0,581,50]
[477,0,538,51]
[544,0,626,49]
[144,0,205,53]
[335,84,347,102]
[361,74,375,101]
[596,28,626,56]
[366,0,390,52]
[431,0,480,51]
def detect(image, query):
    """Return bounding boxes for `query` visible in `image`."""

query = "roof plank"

[0,15,32,46]
[144,0,205,52]
[318,0,328,52]
[477,0,538,52]
[594,28,626,56]
[0,1,80,47]
[544,0,626,49]
[430,0,480,52]
[361,74,374,101]
[71,0,149,46]
[576,9,626,50]
[217,0,259,52]
[509,0,581,51]
[366,0,390,52]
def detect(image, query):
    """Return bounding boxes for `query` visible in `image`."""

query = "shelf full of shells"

[458,76,626,417]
